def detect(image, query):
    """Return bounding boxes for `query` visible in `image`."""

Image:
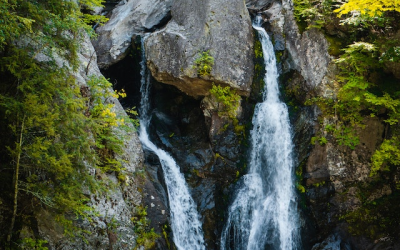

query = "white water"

[220,17,301,250]
[138,38,206,250]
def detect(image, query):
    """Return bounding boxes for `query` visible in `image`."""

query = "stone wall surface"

[93,0,173,68]
[145,0,254,97]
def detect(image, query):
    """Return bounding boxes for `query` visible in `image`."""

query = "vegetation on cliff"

[294,0,400,240]
[0,0,142,248]
[193,50,215,77]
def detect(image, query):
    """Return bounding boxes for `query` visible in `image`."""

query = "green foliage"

[296,184,306,193]
[370,137,400,176]
[311,136,328,145]
[126,107,140,128]
[254,40,263,59]
[209,84,246,136]
[0,0,134,245]
[0,55,108,222]
[380,46,400,63]
[132,206,160,250]
[339,186,400,240]
[293,0,334,30]
[318,136,328,145]
[209,84,241,119]
[295,163,306,193]
[294,0,322,27]
[307,39,400,154]
[306,35,400,191]
[162,224,171,249]
[335,127,360,149]
[86,76,127,174]
[312,181,326,187]
[293,0,396,33]
[0,0,35,50]
[335,41,399,144]
[19,238,48,250]
[193,50,214,76]
[296,0,400,239]
[0,0,107,61]
[325,35,343,56]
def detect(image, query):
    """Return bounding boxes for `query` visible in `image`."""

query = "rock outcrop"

[260,1,396,248]
[93,0,173,68]
[259,0,331,91]
[145,0,254,97]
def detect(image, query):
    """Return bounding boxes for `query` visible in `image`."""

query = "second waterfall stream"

[138,38,206,250]
[220,16,301,250]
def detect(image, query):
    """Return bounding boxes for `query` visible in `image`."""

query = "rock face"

[302,117,386,240]
[145,0,254,97]
[246,0,274,10]
[29,33,145,249]
[93,0,173,68]
[260,0,331,91]
[143,82,247,248]
[84,0,398,249]
[261,1,396,248]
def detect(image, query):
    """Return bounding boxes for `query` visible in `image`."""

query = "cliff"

[1,0,400,249]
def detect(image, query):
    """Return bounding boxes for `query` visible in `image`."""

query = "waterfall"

[220,16,301,250]
[138,37,206,250]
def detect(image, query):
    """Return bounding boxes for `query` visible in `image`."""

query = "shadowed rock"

[93,0,173,68]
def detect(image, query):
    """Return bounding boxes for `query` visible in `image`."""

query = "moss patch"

[325,35,344,57]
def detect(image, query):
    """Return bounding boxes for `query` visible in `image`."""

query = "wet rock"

[191,179,217,248]
[143,163,170,250]
[93,0,173,68]
[265,0,331,90]
[292,106,317,163]
[142,81,246,247]
[145,0,254,97]
[301,114,387,241]
[312,233,351,250]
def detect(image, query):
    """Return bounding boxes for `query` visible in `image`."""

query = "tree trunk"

[7,115,25,247]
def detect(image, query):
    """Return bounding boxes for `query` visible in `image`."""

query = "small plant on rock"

[209,84,240,119]
[209,84,245,137]
[132,206,160,250]
[193,50,214,76]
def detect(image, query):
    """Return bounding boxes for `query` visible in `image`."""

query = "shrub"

[193,50,214,76]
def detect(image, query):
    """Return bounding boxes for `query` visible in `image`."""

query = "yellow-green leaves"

[334,0,400,17]
[209,84,241,119]
[193,50,214,76]
[0,0,35,49]
[254,40,263,58]
[371,137,400,176]
[0,0,122,244]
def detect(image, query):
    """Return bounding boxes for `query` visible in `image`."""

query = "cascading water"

[220,16,301,250]
[138,37,206,250]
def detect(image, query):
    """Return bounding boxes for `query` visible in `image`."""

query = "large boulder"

[93,0,173,68]
[145,0,254,98]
